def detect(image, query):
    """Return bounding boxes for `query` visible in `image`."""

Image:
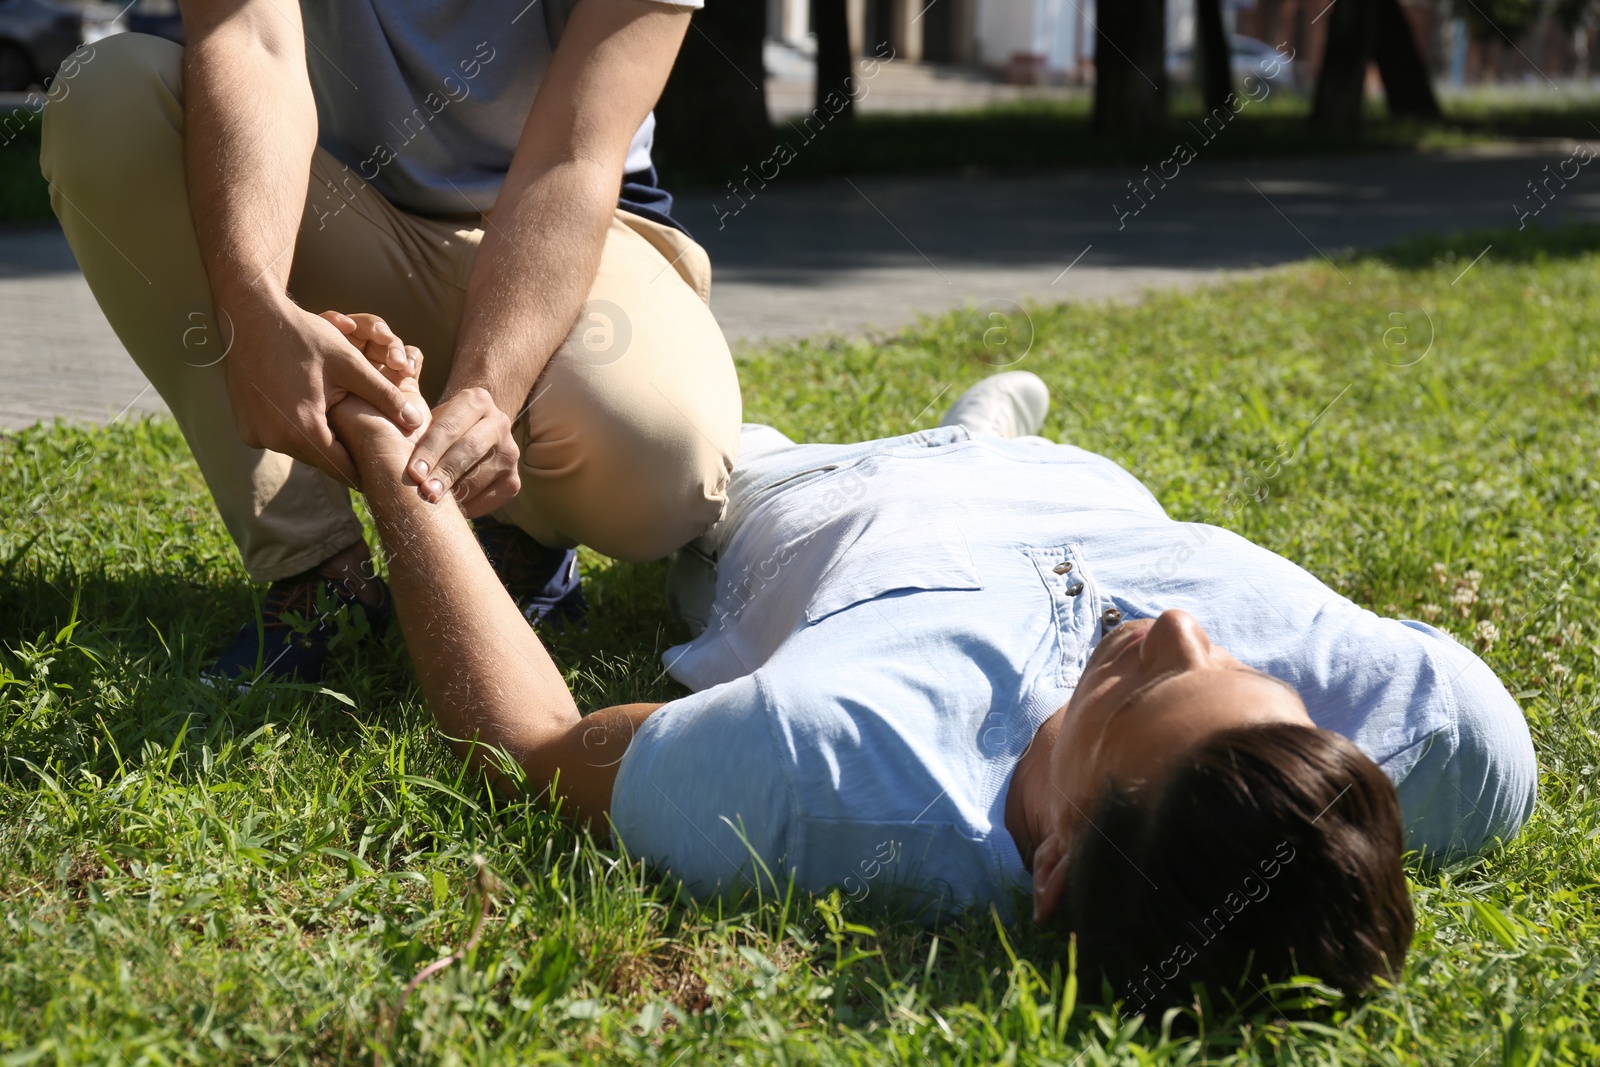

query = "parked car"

[1166,34,1297,93]
[0,0,124,92]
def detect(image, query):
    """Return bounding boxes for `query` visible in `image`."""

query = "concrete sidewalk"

[5,142,1598,429]
[682,141,1600,344]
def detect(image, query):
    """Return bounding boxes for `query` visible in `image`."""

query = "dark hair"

[1056,723,1414,1015]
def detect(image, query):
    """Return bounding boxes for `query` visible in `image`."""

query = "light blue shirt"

[610,426,1538,920]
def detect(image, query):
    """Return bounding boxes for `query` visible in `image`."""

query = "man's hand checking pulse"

[53,0,737,690]
[328,311,520,515]
[323,312,431,481]
[391,0,701,522]
[221,300,426,488]
[402,382,522,518]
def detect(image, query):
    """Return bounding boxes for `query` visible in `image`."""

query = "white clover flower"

[1474,620,1499,651]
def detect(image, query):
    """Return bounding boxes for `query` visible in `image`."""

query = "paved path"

[683,141,1600,345]
[5,142,1598,429]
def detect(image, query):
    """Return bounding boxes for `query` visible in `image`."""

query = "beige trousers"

[40,33,742,582]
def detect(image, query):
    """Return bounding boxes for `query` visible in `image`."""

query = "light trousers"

[40,32,742,582]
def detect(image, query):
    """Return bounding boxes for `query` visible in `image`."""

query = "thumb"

[320,310,358,335]
[331,351,425,431]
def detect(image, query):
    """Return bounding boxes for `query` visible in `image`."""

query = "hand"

[320,311,423,389]
[222,300,426,486]
[404,386,522,518]
[328,363,431,484]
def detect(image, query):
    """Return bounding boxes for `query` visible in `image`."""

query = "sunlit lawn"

[2,224,1598,1063]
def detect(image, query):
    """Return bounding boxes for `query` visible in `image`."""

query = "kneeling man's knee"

[506,322,741,560]
[512,413,734,563]
[41,32,182,189]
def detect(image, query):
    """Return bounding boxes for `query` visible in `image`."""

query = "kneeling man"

[43,0,739,685]
[329,367,1537,1014]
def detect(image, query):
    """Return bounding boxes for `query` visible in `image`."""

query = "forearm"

[447,160,617,412]
[182,1,317,327]
[362,462,583,779]
[446,0,691,413]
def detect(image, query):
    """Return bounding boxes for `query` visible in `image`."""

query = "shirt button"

[1052,561,1073,575]
[1065,582,1084,597]
[1101,607,1122,629]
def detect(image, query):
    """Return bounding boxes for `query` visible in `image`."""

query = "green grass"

[4,223,1600,1063]
[0,109,49,224]
[1437,83,1600,137]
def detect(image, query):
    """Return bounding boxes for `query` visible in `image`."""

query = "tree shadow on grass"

[1361,221,1600,270]
[0,563,410,778]
[0,553,685,783]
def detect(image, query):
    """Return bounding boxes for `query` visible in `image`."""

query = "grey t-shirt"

[299,0,698,217]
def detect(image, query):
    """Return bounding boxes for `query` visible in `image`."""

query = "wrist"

[350,433,411,487]
[216,284,300,336]
[367,461,461,537]
[445,326,550,416]
[441,371,520,420]
[329,397,426,479]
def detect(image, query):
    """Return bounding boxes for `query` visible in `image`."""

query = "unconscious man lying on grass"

[327,345,1536,1016]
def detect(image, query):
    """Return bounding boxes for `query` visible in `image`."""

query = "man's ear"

[1032,831,1071,924]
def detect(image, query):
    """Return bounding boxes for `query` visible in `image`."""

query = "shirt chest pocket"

[804,534,984,625]
[1027,544,1100,687]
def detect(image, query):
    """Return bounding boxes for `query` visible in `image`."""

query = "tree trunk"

[1311,0,1374,134]
[1195,0,1235,111]
[652,3,772,173]
[1373,0,1442,118]
[1092,0,1167,138]
[814,0,857,122]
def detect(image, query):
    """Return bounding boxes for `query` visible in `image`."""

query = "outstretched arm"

[327,377,658,828]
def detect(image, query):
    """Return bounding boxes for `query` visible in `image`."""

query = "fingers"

[424,419,510,500]
[397,345,423,387]
[330,351,425,431]
[368,345,423,391]
[321,310,357,334]
[405,389,517,506]
[441,435,521,518]
[320,310,418,377]
[450,451,523,516]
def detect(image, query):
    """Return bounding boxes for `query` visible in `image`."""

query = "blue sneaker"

[472,516,587,627]
[203,568,392,689]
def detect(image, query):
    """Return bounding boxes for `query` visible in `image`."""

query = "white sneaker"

[939,371,1050,439]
